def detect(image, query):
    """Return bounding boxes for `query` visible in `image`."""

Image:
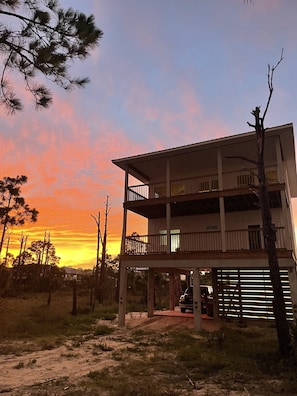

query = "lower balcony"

[124,227,287,255]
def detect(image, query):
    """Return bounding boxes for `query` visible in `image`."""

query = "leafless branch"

[262,49,284,121]
[225,156,257,165]
[186,375,195,388]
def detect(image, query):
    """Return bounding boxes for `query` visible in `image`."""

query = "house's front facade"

[112,124,297,329]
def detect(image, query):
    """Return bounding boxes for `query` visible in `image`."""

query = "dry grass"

[0,289,117,353]
[1,292,297,395]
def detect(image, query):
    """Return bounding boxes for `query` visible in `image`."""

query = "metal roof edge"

[112,123,294,165]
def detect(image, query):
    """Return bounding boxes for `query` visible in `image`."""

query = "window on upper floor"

[154,182,185,198]
[199,179,219,192]
[265,170,278,184]
[237,173,254,187]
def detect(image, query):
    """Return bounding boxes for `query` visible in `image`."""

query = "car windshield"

[183,286,212,295]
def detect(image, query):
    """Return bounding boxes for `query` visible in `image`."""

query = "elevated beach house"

[112,124,297,329]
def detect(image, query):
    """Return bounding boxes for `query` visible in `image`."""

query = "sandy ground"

[0,312,226,395]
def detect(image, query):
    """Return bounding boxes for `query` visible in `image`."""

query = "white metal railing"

[127,166,279,202]
[124,227,286,255]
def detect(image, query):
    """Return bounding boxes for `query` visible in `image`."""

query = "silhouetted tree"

[90,211,101,310]
[247,52,292,358]
[28,237,59,266]
[229,50,292,358]
[0,0,103,112]
[98,196,110,304]
[0,175,38,255]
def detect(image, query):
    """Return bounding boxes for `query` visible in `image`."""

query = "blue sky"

[1,0,297,267]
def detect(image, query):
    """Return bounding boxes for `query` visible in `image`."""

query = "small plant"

[98,312,117,321]
[27,358,37,367]
[207,330,225,345]
[93,325,114,336]
[87,368,109,381]
[14,361,25,369]
[94,342,113,352]
[111,350,124,361]
[60,352,79,359]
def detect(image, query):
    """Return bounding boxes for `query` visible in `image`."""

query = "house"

[112,123,297,329]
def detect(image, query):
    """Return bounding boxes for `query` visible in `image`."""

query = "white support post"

[118,265,127,327]
[166,159,171,253]
[120,171,129,255]
[118,171,129,327]
[217,149,226,252]
[148,269,155,317]
[193,267,202,331]
[169,272,175,311]
[275,136,291,249]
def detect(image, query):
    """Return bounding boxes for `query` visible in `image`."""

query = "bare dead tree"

[98,196,110,304]
[90,211,101,310]
[226,50,291,358]
[247,50,292,358]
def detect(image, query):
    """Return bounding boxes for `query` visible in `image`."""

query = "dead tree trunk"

[91,211,101,310]
[72,279,77,316]
[246,51,292,358]
[98,196,110,304]
[251,106,292,358]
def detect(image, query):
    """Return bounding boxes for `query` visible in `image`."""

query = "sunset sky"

[1,0,297,269]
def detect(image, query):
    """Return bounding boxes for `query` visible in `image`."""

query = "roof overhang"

[112,123,297,196]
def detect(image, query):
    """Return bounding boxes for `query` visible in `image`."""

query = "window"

[199,180,209,192]
[211,179,219,190]
[199,179,218,192]
[171,182,185,196]
[154,185,166,198]
[159,229,180,252]
[266,170,278,184]
[237,173,254,187]
[248,225,262,250]
[154,183,185,198]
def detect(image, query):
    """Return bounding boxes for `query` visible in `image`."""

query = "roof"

[112,123,297,196]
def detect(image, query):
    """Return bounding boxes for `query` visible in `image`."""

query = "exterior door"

[248,225,261,250]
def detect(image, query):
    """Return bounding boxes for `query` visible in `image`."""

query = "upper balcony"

[125,166,285,218]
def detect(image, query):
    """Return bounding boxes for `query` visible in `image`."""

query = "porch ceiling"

[112,124,296,195]
[126,190,282,219]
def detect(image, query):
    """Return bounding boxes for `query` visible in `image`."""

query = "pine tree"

[0,0,103,112]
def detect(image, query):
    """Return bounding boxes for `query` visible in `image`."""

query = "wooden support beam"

[169,272,175,311]
[118,265,127,327]
[148,269,155,317]
[193,268,202,331]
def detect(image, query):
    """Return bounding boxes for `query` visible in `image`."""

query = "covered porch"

[118,255,297,331]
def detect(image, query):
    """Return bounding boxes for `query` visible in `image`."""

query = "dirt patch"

[125,311,222,332]
[0,313,221,395]
[0,313,276,395]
